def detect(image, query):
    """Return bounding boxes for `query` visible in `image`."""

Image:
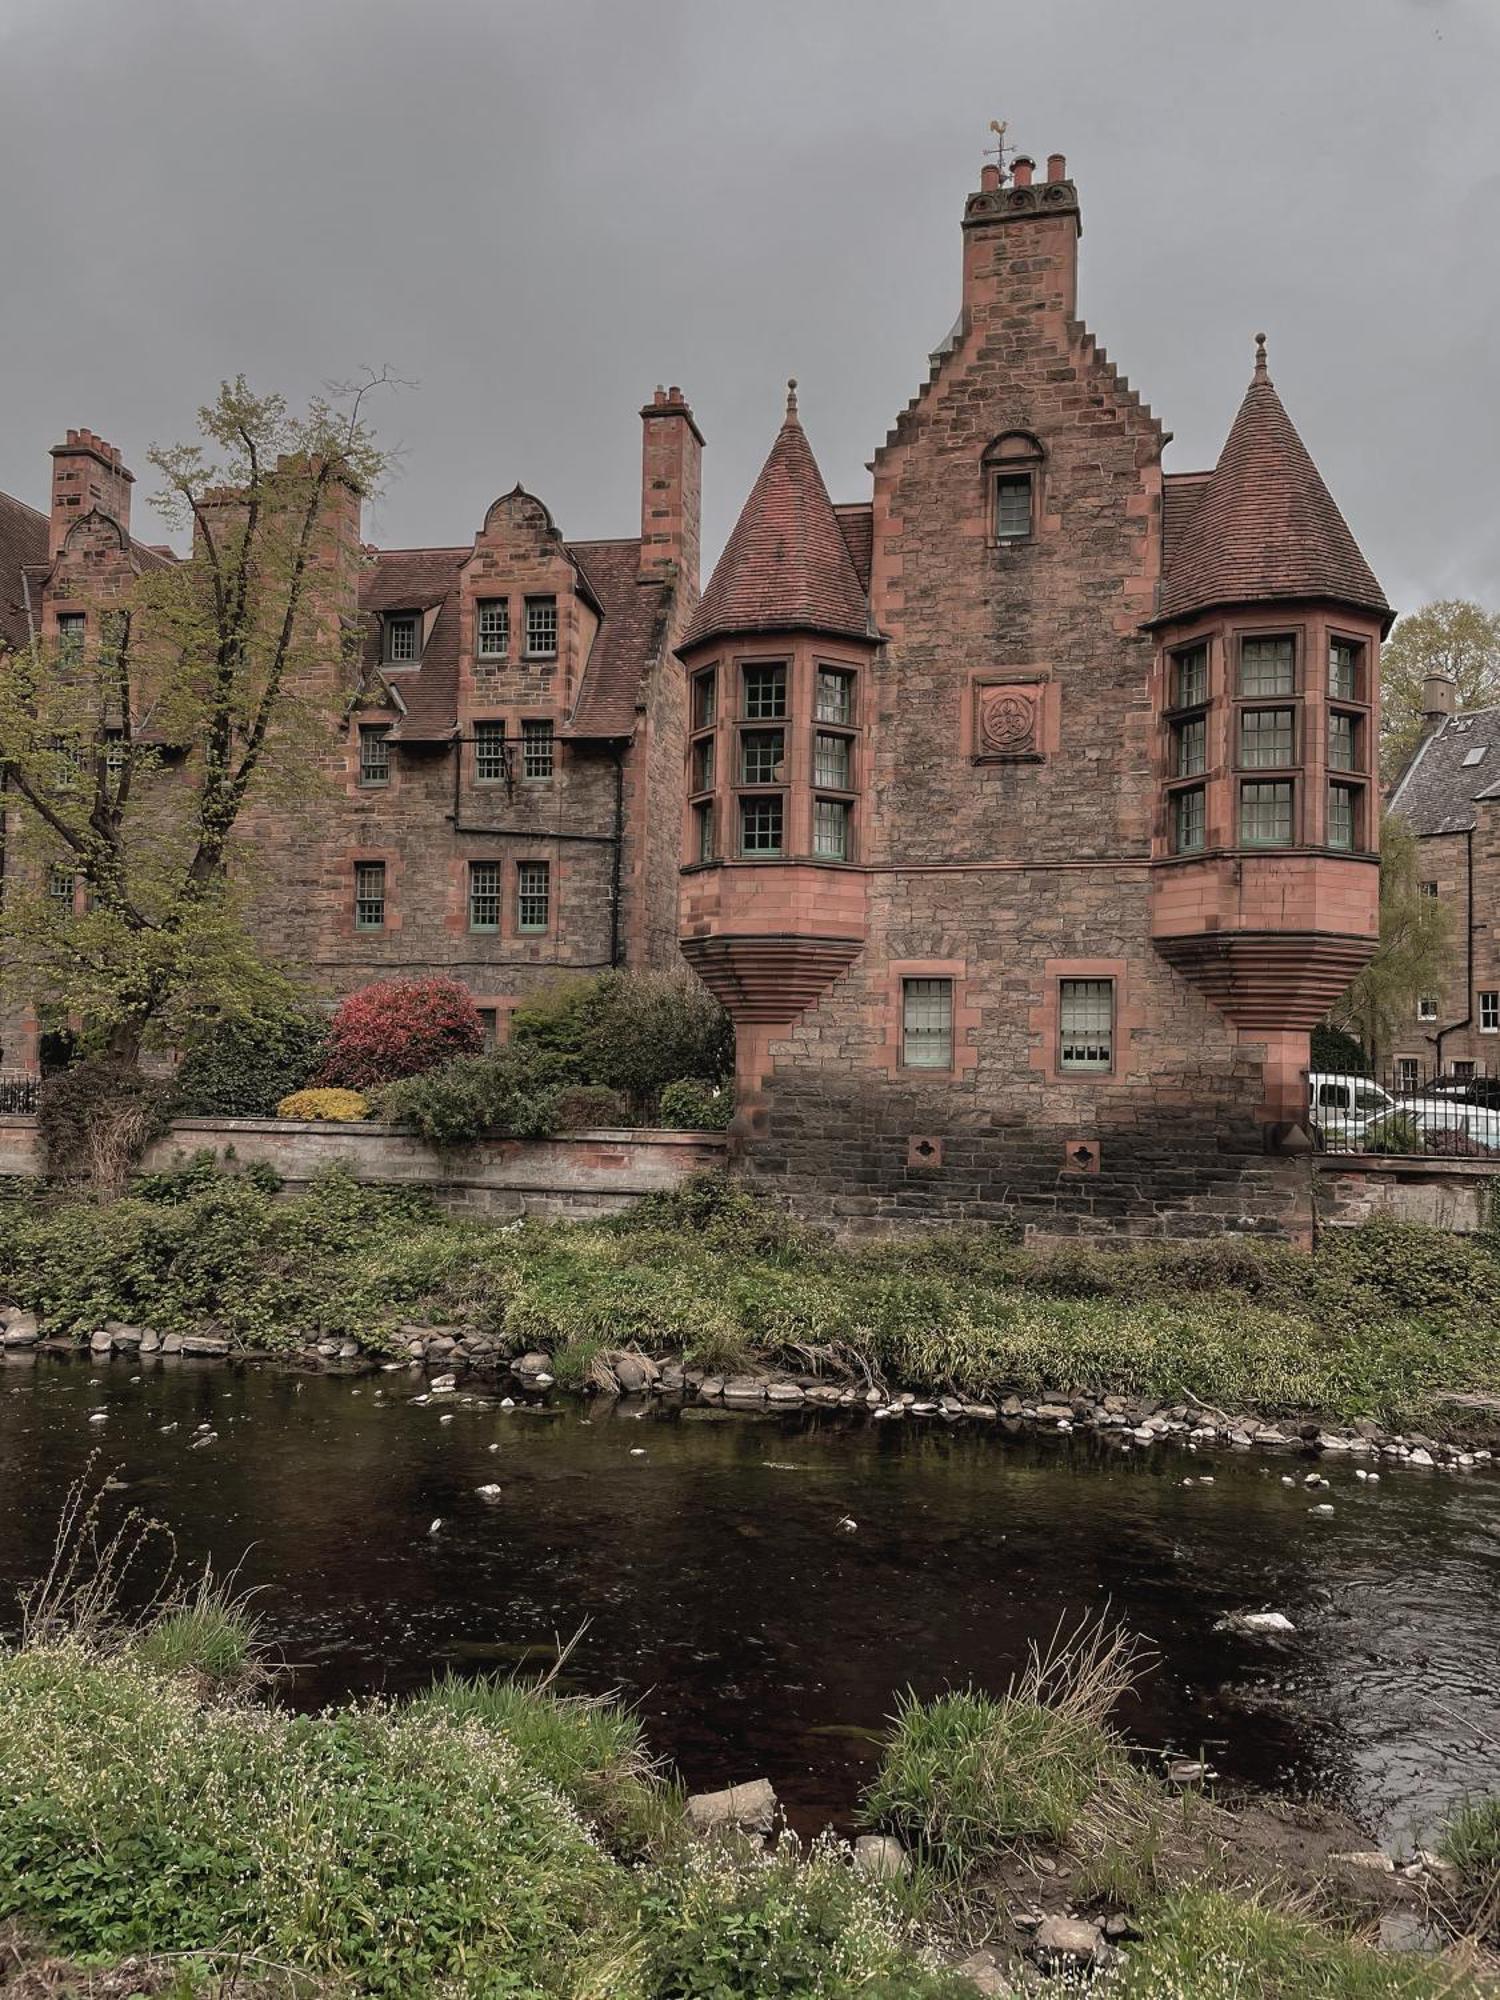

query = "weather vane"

[985,118,1012,179]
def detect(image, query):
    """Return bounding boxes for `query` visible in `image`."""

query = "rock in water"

[475,1485,502,1502]
[683,1778,778,1836]
[1215,1611,1296,1637]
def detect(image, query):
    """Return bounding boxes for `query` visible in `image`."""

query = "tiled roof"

[682,387,870,649]
[0,492,48,652]
[359,537,668,742]
[1389,707,1500,836]
[1161,471,1209,573]
[1154,341,1390,628]
[567,539,672,738]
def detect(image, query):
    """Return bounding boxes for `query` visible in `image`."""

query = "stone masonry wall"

[0,1117,725,1220]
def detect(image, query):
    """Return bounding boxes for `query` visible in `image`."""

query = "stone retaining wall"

[0,1116,726,1219]
[1313,1154,1500,1234]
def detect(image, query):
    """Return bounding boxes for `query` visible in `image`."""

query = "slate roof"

[0,492,48,652]
[681,387,870,649]
[1389,707,1500,836]
[1154,341,1390,629]
[359,536,668,742]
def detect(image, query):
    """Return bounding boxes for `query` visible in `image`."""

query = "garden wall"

[0,1117,726,1220]
[1313,1154,1500,1234]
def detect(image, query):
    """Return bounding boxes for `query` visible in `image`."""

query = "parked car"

[1307,1073,1398,1150]
[1364,1101,1500,1156]
[1402,1075,1500,1111]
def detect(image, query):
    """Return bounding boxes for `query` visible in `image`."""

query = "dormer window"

[983,430,1044,545]
[524,596,558,660]
[56,613,86,665]
[477,600,509,660]
[383,612,420,665]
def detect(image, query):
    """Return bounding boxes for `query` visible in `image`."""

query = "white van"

[1307,1073,1397,1150]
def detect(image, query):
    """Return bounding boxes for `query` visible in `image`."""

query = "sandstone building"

[0,392,703,1062]
[677,149,1391,1235]
[0,147,1394,1237]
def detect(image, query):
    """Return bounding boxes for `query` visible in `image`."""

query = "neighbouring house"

[677,146,1392,1236]
[1387,678,1500,1088]
[0,393,702,1066]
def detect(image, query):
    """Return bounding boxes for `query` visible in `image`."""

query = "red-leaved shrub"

[319,978,484,1089]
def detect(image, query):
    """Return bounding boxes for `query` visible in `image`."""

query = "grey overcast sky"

[1,0,1495,616]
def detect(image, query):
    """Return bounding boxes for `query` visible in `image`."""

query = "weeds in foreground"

[1111,1887,1488,1998]
[18,1463,262,1693]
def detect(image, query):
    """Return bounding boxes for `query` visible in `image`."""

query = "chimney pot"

[979,162,1001,192]
[1046,152,1067,182]
[1011,155,1035,187]
[1422,674,1458,722]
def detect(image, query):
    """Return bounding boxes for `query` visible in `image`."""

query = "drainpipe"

[609,743,625,968]
[1432,828,1475,1073]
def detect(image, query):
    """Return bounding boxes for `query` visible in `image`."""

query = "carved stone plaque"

[974,681,1042,760]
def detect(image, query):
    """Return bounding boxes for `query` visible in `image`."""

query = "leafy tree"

[1328,814,1450,1067]
[0,377,389,1072]
[1381,598,1500,780]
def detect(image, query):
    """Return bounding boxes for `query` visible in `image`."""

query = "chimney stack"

[639,385,704,595]
[962,144,1080,323]
[49,428,133,558]
[1422,674,1457,723]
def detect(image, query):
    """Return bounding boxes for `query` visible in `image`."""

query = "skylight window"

[1463,747,1487,768]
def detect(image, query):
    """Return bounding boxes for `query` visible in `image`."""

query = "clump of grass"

[129,1569,264,1692]
[860,1619,1157,1874]
[1115,1886,1487,1998]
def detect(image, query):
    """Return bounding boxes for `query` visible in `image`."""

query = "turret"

[677,382,873,1121]
[1148,335,1393,1137]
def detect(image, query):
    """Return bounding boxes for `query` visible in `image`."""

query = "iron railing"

[0,1070,39,1115]
[1309,1061,1500,1157]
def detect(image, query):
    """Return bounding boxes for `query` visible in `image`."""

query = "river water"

[3,1353,1500,1848]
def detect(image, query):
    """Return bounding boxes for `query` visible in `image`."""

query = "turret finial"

[785,378,799,423]
[1253,331,1270,385]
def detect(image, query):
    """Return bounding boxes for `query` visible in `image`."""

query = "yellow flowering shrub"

[274,1087,368,1123]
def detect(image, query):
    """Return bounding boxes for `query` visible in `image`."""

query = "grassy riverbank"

[4,1165,1500,1432]
[2,1577,1494,1997]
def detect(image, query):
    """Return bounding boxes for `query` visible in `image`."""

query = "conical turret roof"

[1155,336,1390,628]
[682,382,869,649]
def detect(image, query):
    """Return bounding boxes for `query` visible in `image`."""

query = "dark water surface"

[4,1353,1500,1848]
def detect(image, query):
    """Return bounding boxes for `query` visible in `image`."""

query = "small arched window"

[981,431,1045,544]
